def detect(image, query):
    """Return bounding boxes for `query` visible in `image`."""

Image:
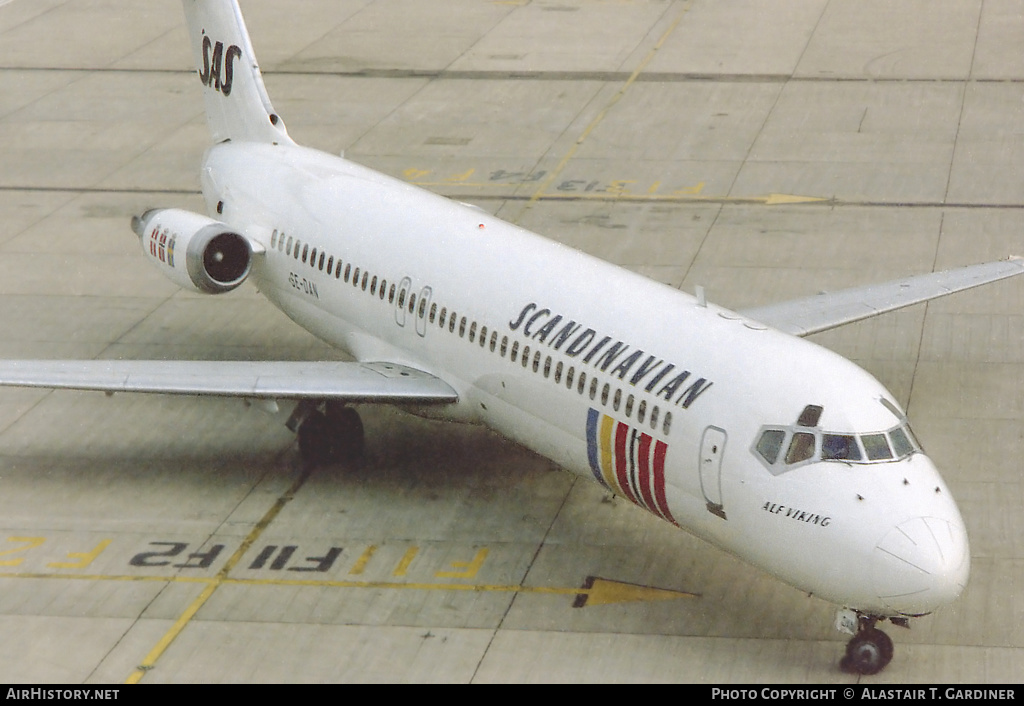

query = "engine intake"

[134,208,254,294]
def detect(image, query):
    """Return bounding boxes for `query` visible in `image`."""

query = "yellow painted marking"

[605,179,637,197]
[445,168,476,182]
[0,570,697,605]
[530,191,823,205]
[403,167,431,180]
[348,545,377,575]
[405,177,824,206]
[435,548,489,579]
[519,3,692,218]
[124,470,310,684]
[599,414,617,491]
[579,577,694,606]
[672,181,705,196]
[392,547,419,577]
[47,539,111,569]
[0,537,45,567]
[763,193,829,206]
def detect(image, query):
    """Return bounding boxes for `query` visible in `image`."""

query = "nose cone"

[873,516,970,615]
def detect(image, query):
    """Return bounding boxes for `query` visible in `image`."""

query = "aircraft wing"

[0,360,458,403]
[740,257,1024,337]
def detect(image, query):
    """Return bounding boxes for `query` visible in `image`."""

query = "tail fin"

[181,0,292,144]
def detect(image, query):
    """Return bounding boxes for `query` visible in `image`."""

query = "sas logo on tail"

[586,408,677,526]
[198,33,241,97]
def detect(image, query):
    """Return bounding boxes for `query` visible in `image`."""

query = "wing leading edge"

[740,257,1024,337]
[0,360,458,404]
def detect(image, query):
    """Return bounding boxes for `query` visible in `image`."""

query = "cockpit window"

[822,434,861,461]
[751,404,922,474]
[786,432,816,464]
[889,427,914,457]
[861,433,893,461]
[756,429,786,464]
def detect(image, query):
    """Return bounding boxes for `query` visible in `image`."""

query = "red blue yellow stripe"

[586,408,676,525]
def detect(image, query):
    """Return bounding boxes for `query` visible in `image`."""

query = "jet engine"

[133,208,254,294]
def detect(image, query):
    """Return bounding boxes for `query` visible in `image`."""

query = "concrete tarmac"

[0,0,1022,684]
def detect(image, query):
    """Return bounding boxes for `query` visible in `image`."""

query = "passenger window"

[319,252,325,271]
[469,321,476,342]
[651,406,659,429]
[286,236,293,255]
[408,292,416,313]
[362,272,369,290]
[554,361,563,383]
[478,325,487,346]
[543,356,551,377]
[459,317,467,338]
[590,378,598,400]
[862,434,893,461]
[822,434,861,461]
[371,276,377,295]
[353,267,360,287]
[756,430,786,464]
[449,311,457,333]
[489,331,497,352]
[271,230,278,248]
[612,388,621,411]
[327,256,334,275]
[625,395,634,417]
[522,345,530,367]
[578,371,586,395]
[336,261,343,279]
[532,351,541,373]
[500,336,508,357]
[511,341,519,362]
[301,244,309,264]
[310,247,317,266]
[663,411,672,435]
[637,400,646,423]
[566,366,574,388]
[429,303,437,323]
[389,284,396,303]
[439,307,447,327]
[601,383,609,406]
[786,432,816,464]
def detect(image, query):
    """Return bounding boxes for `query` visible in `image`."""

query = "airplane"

[1,0,1021,676]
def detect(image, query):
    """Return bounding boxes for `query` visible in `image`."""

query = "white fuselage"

[202,140,970,617]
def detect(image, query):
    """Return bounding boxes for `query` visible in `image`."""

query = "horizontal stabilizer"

[0,360,458,404]
[741,257,1024,337]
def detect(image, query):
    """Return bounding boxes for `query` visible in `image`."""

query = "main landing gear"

[839,613,899,675]
[288,400,364,467]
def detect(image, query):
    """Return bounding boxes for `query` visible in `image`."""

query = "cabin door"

[699,426,727,520]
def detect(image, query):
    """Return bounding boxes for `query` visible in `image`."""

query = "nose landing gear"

[839,613,895,675]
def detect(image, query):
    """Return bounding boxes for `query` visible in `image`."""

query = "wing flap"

[740,257,1024,337]
[0,360,458,404]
